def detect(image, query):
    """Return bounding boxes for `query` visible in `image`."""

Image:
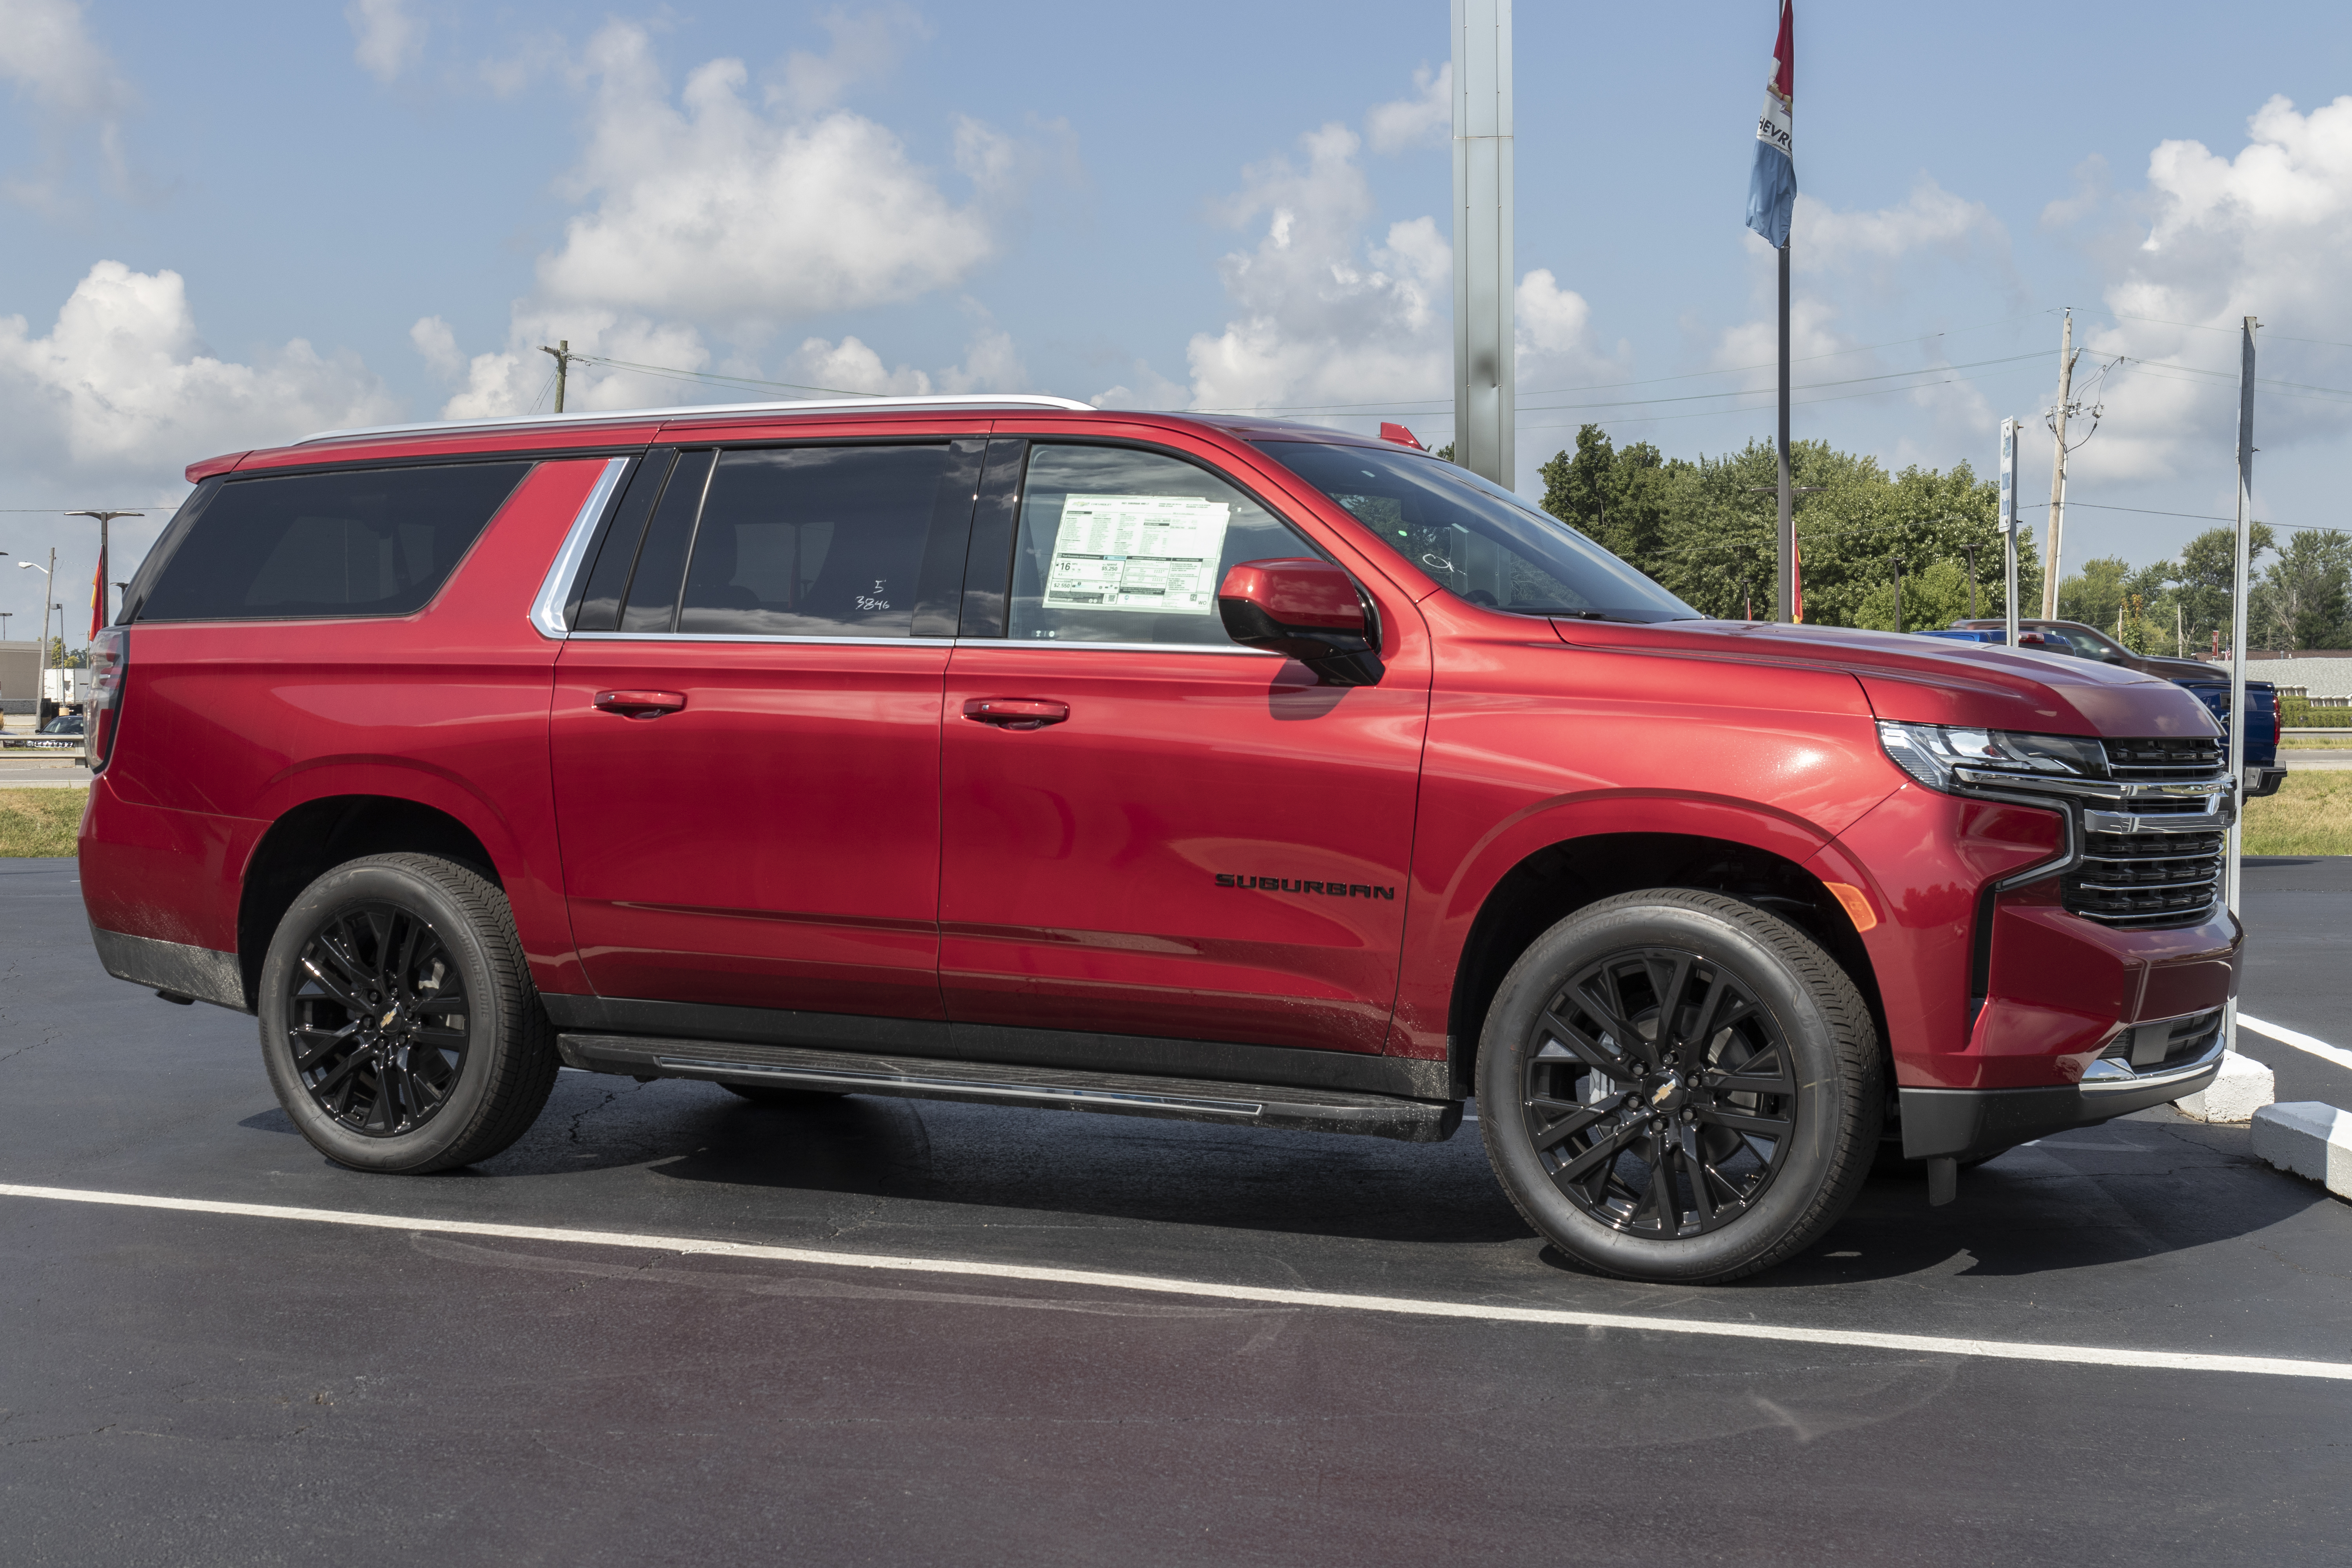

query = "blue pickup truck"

[1931,619,2284,797]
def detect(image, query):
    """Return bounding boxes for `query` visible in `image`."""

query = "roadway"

[0,855,2346,1565]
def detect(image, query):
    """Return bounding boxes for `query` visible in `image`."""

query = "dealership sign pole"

[1451,0,1514,490]
[2225,318,2257,924]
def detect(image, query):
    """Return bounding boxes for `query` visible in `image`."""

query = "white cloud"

[535,21,998,330]
[1365,62,1449,155]
[346,0,425,84]
[436,310,713,420]
[0,0,136,203]
[2062,94,2352,485]
[1181,123,1451,417]
[0,261,396,492]
[769,4,928,118]
[409,315,462,378]
[1160,112,1619,480]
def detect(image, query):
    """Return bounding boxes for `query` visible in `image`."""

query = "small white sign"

[1042,494,1231,615]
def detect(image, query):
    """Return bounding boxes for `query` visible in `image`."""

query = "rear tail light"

[88,626,126,771]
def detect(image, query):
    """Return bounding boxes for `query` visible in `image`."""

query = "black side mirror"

[1216,558,1385,688]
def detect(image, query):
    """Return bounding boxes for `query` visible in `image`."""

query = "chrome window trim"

[556,631,1279,654]
[528,456,632,640]
[966,639,1280,657]
[566,631,957,648]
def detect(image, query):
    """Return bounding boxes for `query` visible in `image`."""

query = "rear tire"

[1476,889,1883,1285]
[258,853,558,1173]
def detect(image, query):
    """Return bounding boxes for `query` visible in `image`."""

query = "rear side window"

[676,445,961,639]
[137,463,531,621]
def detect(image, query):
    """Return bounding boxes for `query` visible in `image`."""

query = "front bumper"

[2245,766,2287,799]
[1898,1033,2226,1160]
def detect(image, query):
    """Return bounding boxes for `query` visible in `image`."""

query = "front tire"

[1476,890,1883,1284]
[258,853,559,1173]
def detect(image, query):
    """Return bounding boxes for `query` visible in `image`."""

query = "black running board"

[556,1033,1463,1143]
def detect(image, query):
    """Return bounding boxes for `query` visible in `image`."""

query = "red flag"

[90,555,103,640]
[1792,535,1806,624]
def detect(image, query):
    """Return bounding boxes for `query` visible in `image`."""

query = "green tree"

[2251,528,2352,651]
[2172,523,2274,655]
[1537,425,1686,568]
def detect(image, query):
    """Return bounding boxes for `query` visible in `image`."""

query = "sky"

[5,0,2352,638]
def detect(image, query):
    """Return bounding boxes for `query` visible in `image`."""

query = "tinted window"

[570,453,670,632]
[1008,445,1312,646]
[1254,441,1697,623]
[616,450,715,634]
[138,463,530,621]
[679,446,954,639]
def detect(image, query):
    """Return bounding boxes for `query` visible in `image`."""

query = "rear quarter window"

[136,462,532,622]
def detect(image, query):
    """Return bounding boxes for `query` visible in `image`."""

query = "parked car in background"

[1943,619,2283,797]
[5,713,87,751]
[79,396,2242,1286]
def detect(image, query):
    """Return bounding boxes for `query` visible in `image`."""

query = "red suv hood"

[1552,618,2221,740]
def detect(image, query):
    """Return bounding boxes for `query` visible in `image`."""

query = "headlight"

[1877,720,2105,793]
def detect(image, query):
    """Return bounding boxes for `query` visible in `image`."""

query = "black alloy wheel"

[259,853,559,1174]
[1477,889,1882,1284]
[1521,945,1797,1239]
[285,901,471,1138]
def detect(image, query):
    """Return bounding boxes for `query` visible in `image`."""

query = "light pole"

[18,551,53,718]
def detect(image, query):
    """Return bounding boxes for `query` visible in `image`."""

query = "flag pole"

[1746,0,1797,622]
[1777,241,1793,621]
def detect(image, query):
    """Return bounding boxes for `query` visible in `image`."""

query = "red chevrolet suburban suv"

[82,396,2239,1283]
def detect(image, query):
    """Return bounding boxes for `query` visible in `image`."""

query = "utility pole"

[1450,0,1514,489]
[1961,537,1980,620]
[2041,310,2078,617]
[1890,555,1905,634]
[67,510,142,639]
[539,339,573,414]
[1999,417,2022,648]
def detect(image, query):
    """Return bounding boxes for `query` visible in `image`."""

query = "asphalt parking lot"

[4,857,2348,1566]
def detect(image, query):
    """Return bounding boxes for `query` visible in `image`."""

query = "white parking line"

[2239,1013,2352,1072]
[4,1182,2347,1382]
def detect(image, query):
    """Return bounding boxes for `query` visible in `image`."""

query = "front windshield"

[1253,441,1697,623]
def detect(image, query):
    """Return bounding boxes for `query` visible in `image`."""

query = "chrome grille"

[2103,736,2227,782]
[2058,739,2230,928]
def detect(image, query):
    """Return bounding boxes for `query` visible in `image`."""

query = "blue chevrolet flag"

[1746,0,1795,247]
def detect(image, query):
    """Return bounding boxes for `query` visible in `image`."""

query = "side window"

[136,462,531,621]
[569,452,672,632]
[1007,445,1314,646]
[678,445,956,639]
[615,450,716,634]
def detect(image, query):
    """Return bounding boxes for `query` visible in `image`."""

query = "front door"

[939,439,1428,1056]
[550,439,980,1020]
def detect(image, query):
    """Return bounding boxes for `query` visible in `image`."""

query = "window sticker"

[1041,493,1231,615]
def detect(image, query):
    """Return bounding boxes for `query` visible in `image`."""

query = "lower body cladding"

[557,1033,1463,1143]
[1900,1010,2229,1161]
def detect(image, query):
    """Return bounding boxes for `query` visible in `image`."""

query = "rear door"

[938,438,1429,1058]
[549,438,981,1020]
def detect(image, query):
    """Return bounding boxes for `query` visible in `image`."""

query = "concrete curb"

[2250,1103,2352,1200]
[2175,1051,2277,1123]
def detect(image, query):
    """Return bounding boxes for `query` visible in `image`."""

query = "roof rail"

[296,394,1102,447]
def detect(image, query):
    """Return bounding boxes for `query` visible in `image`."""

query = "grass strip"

[2243,770,2352,857]
[0,788,86,857]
